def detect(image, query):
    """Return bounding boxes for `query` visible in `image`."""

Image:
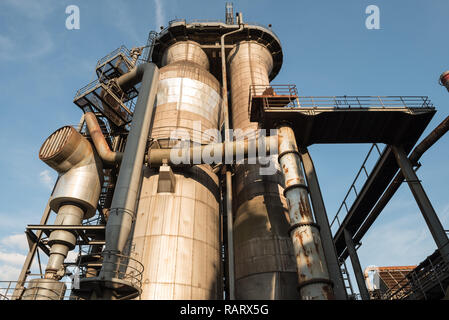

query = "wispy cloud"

[0,0,55,61]
[0,264,22,282]
[39,170,56,190]
[0,234,28,252]
[106,0,142,44]
[3,0,55,21]
[0,233,45,283]
[358,204,445,268]
[0,251,26,266]
[154,0,165,29]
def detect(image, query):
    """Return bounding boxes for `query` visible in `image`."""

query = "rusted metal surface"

[84,112,123,166]
[300,148,348,299]
[277,125,334,300]
[228,41,298,299]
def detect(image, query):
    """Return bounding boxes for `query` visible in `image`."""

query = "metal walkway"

[249,88,437,263]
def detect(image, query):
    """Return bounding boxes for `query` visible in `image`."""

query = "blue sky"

[1,0,449,297]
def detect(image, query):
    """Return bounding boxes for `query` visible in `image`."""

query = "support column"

[392,145,449,259]
[343,229,370,300]
[300,148,347,300]
[277,124,334,300]
[12,199,53,299]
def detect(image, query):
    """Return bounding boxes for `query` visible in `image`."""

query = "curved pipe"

[363,266,378,291]
[84,112,123,166]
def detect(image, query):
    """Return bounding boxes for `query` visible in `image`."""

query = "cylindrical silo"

[128,41,223,299]
[228,41,299,299]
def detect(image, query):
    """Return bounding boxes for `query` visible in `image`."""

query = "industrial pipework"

[23,126,104,300]
[129,41,223,299]
[277,124,334,300]
[94,62,159,299]
[220,11,244,300]
[84,112,123,166]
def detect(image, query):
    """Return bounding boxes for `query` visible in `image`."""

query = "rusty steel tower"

[5,4,449,301]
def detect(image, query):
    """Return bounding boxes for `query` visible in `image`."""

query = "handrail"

[330,143,384,231]
[381,249,449,300]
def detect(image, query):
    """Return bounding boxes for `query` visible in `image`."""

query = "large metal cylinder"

[39,126,103,219]
[128,41,222,299]
[35,126,104,298]
[21,279,66,300]
[228,41,299,299]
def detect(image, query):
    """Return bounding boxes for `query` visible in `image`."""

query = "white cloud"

[0,234,28,252]
[0,252,26,266]
[0,264,22,282]
[359,211,437,268]
[39,170,56,190]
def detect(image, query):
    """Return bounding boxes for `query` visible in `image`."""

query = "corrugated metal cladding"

[128,41,223,299]
[228,41,300,299]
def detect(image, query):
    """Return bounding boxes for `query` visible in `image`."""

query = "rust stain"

[298,193,312,220]
[294,231,312,269]
[286,178,297,187]
[313,237,321,255]
[321,285,335,300]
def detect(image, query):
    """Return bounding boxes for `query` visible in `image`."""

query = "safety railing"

[0,279,75,300]
[141,31,159,63]
[330,143,384,234]
[159,18,278,39]
[82,252,144,292]
[250,84,299,97]
[95,45,132,69]
[74,79,134,127]
[382,248,449,300]
[291,96,433,109]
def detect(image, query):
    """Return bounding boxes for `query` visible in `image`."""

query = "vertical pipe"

[277,124,334,300]
[220,16,244,300]
[392,145,449,260]
[300,148,347,300]
[343,229,370,300]
[45,204,85,279]
[99,63,159,290]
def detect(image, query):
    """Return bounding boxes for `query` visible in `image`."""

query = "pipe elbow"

[84,112,123,166]
[116,63,156,91]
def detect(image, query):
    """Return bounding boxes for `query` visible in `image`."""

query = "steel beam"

[300,148,347,300]
[392,145,449,259]
[12,199,52,299]
[343,229,370,300]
